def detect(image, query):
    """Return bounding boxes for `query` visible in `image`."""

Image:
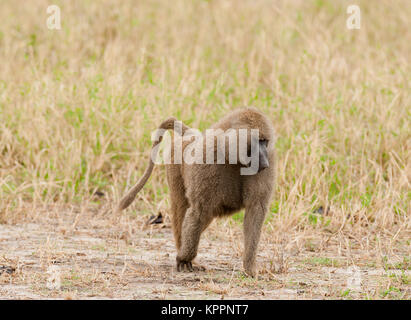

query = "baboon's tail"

[116,117,190,212]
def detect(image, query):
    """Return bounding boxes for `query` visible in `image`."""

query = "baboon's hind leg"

[176,207,213,272]
[166,165,189,251]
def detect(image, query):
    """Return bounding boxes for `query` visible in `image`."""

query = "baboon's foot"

[176,259,207,272]
[243,262,256,278]
[243,269,256,278]
[176,258,194,272]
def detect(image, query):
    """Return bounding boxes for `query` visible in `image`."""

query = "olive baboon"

[117,107,275,276]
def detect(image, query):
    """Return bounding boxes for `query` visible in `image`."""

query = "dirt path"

[0,215,409,299]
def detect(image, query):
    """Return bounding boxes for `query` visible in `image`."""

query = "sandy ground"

[0,211,409,300]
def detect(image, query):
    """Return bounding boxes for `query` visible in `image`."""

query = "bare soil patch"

[1,209,409,300]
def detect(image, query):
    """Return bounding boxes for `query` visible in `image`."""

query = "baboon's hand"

[176,257,194,272]
[243,262,256,277]
[244,269,256,277]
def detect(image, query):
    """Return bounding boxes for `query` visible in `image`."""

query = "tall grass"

[0,0,409,235]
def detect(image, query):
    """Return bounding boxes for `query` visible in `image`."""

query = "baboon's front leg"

[243,202,267,277]
[176,208,211,272]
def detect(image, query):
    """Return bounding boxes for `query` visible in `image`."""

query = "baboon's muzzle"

[258,140,269,172]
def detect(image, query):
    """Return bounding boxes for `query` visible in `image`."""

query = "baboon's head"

[214,107,275,173]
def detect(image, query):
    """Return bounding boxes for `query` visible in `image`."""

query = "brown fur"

[117,107,275,276]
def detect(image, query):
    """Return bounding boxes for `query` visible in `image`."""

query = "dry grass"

[0,0,410,299]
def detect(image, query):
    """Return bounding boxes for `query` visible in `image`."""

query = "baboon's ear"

[239,158,251,168]
[238,145,251,167]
